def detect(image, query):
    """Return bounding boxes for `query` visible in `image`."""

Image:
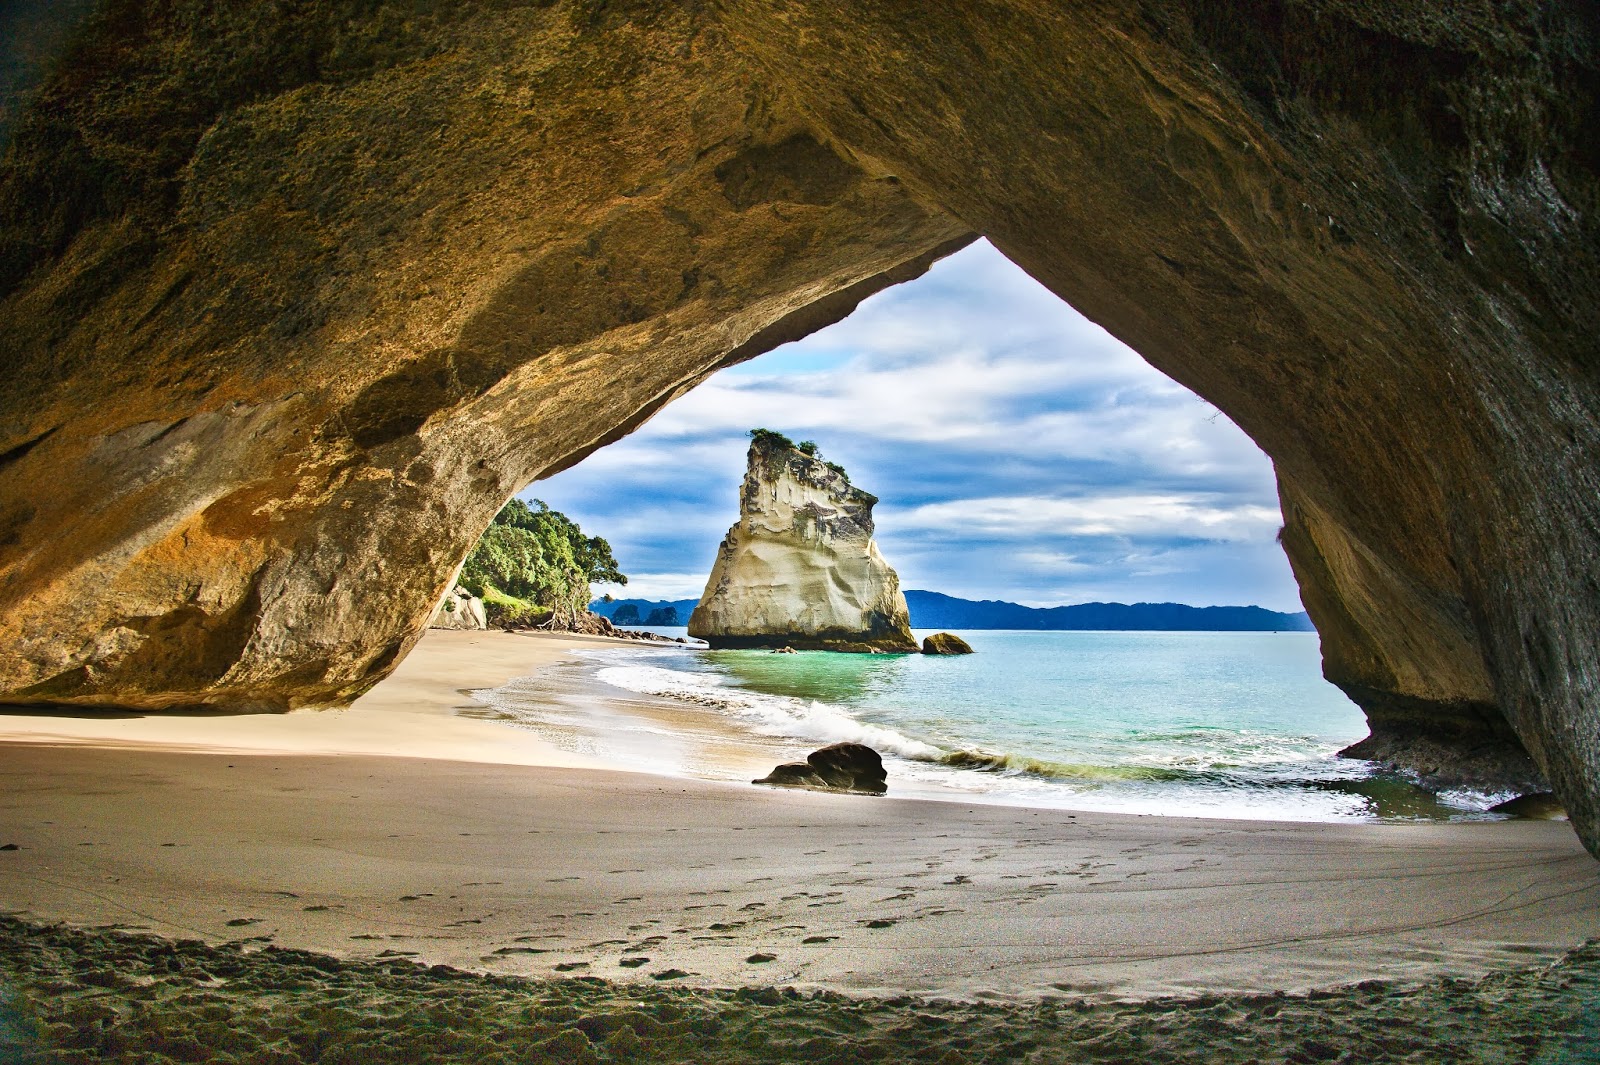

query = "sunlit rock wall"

[688,438,917,652]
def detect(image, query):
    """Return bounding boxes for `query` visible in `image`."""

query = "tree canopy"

[458,499,625,628]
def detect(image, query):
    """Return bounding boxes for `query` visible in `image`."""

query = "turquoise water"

[483,629,1513,823]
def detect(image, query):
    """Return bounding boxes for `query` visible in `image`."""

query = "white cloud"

[531,238,1304,611]
[596,572,709,602]
[883,494,1284,542]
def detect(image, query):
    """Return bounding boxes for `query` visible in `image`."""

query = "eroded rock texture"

[1,2,1597,851]
[688,436,917,652]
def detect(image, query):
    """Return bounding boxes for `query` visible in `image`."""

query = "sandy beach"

[2,629,1598,1060]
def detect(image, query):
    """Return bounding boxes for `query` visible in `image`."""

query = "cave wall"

[1,2,1597,850]
[0,1,970,708]
[719,0,1599,824]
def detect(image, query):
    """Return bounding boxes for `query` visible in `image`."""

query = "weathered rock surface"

[753,743,888,795]
[428,586,486,632]
[922,633,974,656]
[688,437,917,653]
[1,3,1597,854]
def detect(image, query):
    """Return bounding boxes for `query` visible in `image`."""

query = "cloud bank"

[527,240,1302,612]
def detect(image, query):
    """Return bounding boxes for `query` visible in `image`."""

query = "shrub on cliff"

[748,427,795,451]
[748,428,849,481]
[459,499,625,630]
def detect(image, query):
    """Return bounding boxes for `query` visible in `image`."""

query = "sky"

[523,239,1305,612]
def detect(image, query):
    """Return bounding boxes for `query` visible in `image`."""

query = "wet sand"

[1,628,1597,1000]
[1,629,1598,1059]
[1,740,1597,1001]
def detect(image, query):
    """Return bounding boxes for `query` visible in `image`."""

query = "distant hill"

[902,590,1314,631]
[592,591,1314,632]
[590,598,701,626]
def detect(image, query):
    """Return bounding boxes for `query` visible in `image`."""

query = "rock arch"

[1,2,1596,851]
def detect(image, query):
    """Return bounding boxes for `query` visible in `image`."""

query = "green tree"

[458,499,626,629]
[747,427,795,450]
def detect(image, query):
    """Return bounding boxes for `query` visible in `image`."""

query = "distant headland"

[593,591,1313,632]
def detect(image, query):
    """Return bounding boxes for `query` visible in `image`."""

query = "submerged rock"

[754,742,888,795]
[429,587,487,631]
[689,435,917,653]
[922,632,973,655]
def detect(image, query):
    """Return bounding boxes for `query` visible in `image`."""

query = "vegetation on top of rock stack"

[747,428,848,479]
[458,499,624,630]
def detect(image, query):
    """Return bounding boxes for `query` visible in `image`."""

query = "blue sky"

[524,240,1303,612]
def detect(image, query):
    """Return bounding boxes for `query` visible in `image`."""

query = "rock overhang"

[0,0,1594,854]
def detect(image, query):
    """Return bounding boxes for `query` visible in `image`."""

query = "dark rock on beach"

[921,632,973,655]
[1489,793,1569,820]
[754,742,888,795]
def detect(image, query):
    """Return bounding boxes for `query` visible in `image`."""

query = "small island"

[688,430,919,653]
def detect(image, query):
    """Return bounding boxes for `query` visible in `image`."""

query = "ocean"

[473,629,1515,823]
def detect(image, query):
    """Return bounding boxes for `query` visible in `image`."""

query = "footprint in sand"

[398,894,434,902]
[861,919,897,929]
[746,953,777,964]
[802,935,837,944]
[650,969,689,981]
[552,961,590,972]
[491,947,549,955]
[225,918,262,927]
[944,875,971,885]
[618,957,649,968]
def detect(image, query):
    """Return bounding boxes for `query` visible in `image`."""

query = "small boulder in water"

[921,632,973,655]
[754,742,887,795]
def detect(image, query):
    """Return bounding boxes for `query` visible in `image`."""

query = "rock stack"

[688,434,917,653]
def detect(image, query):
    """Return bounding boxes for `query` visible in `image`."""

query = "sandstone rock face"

[1,3,1598,854]
[428,587,486,632]
[688,438,917,653]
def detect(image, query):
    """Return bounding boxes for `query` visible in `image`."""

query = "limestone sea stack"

[689,434,918,653]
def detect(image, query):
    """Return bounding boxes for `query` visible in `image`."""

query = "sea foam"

[592,662,946,761]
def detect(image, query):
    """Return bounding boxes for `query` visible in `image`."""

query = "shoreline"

[1,629,1598,1005]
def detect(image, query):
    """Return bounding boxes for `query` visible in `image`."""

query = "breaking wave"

[592,662,945,761]
[588,659,1336,790]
